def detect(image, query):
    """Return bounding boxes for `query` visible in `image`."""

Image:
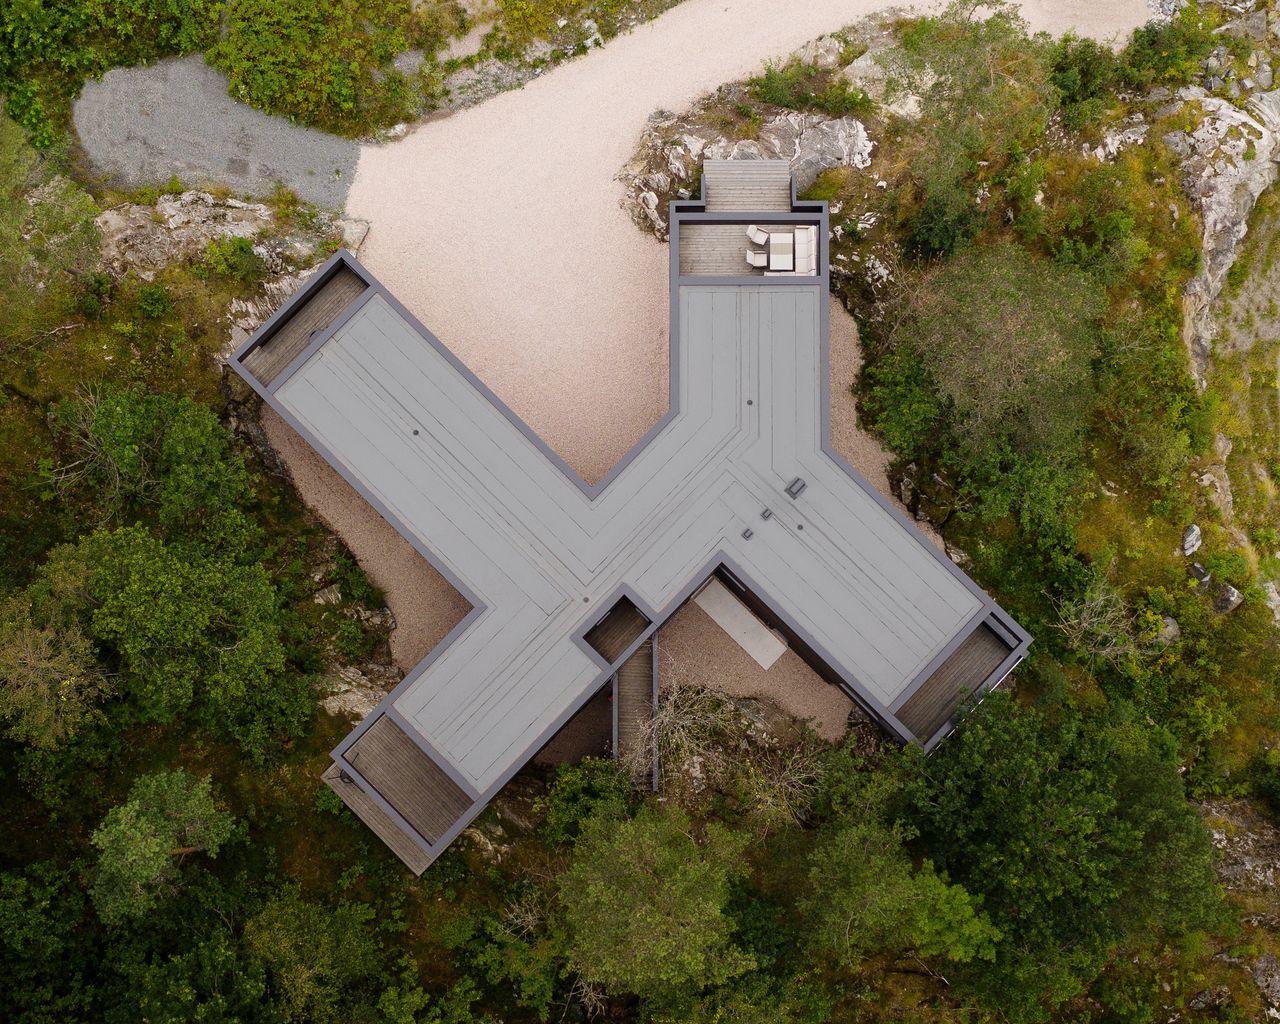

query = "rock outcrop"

[619,109,873,239]
[1169,87,1280,384]
[96,190,274,279]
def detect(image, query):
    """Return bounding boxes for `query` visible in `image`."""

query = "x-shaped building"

[231,161,1029,873]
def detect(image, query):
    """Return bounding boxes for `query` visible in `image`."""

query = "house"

[230,160,1030,873]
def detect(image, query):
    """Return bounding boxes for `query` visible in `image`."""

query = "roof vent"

[785,477,807,499]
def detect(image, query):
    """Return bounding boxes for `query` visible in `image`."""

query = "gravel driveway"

[74,56,358,208]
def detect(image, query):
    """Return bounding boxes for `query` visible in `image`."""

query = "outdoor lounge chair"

[746,249,768,268]
[746,224,769,246]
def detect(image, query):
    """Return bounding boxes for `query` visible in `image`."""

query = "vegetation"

[1,0,1279,1021]
[90,770,236,925]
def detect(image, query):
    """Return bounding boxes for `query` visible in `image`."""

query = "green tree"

[884,2,1056,256]
[82,525,310,756]
[54,384,252,540]
[90,770,236,925]
[540,756,634,844]
[865,241,1102,532]
[243,886,380,1023]
[904,693,1220,1020]
[803,769,998,966]
[558,804,754,1003]
[0,595,108,747]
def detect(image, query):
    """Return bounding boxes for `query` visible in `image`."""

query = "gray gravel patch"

[74,55,358,210]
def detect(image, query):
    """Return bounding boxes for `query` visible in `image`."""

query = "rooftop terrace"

[231,160,1029,873]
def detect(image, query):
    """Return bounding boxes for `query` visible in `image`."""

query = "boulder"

[1254,954,1280,1013]
[840,48,929,119]
[1265,581,1280,625]
[320,662,402,719]
[313,583,342,605]
[619,109,873,238]
[796,34,847,70]
[1212,582,1244,613]
[1183,523,1203,556]
[1157,615,1182,645]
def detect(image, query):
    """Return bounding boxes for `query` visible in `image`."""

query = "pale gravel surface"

[348,0,1154,483]
[660,603,855,742]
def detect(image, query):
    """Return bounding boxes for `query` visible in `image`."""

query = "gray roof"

[232,161,1030,870]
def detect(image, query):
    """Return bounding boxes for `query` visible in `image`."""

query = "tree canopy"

[559,804,754,1003]
[90,771,236,926]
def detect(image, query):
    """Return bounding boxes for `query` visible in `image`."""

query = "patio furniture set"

[745,224,818,275]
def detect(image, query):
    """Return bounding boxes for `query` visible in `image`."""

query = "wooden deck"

[614,636,655,780]
[897,624,1012,742]
[345,715,473,845]
[680,223,768,276]
[242,265,367,386]
[323,761,433,874]
[703,159,793,213]
[584,597,650,664]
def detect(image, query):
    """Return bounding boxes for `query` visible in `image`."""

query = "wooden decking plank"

[897,624,1011,741]
[585,598,649,663]
[346,716,473,844]
[615,637,654,778]
[323,761,433,875]
[243,266,367,386]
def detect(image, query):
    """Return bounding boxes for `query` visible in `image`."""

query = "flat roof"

[232,161,1030,870]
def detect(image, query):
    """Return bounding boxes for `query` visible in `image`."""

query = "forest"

[1,1,1279,1022]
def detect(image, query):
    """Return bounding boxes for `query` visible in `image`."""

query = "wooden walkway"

[585,597,649,664]
[345,715,472,845]
[614,636,655,783]
[243,265,366,386]
[897,625,1012,741]
[703,159,793,213]
[680,223,767,276]
[323,761,432,874]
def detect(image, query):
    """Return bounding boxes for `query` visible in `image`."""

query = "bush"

[53,384,252,538]
[0,0,223,147]
[1119,6,1226,90]
[1050,34,1116,131]
[541,757,634,844]
[198,236,263,282]
[136,282,172,319]
[206,0,414,135]
[904,188,986,259]
[749,58,871,118]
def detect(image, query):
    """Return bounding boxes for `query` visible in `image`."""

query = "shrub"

[198,235,263,282]
[1050,34,1116,131]
[541,757,634,844]
[749,58,871,117]
[207,0,414,135]
[904,188,986,259]
[1119,6,1226,90]
[53,384,251,537]
[136,282,172,319]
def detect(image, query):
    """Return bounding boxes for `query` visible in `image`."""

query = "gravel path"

[347,0,1154,483]
[74,57,358,208]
